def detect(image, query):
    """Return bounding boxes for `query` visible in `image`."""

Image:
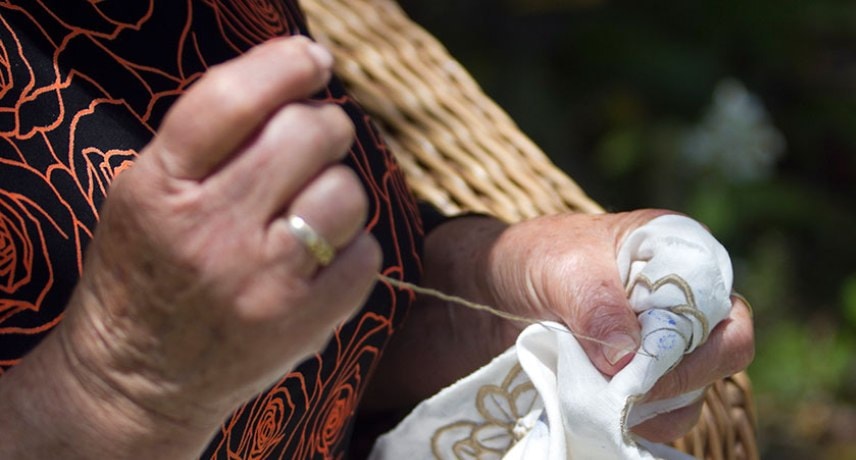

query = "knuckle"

[726,323,756,375]
[291,46,325,84]
[669,365,692,395]
[321,105,356,152]
[249,36,325,87]
[277,100,314,122]
[337,234,382,278]
[269,104,325,153]
[576,295,634,338]
[329,167,368,220]
[203,67,258,119]
[653,365,692,400]
[278,36,325,83]
[280,104,354,159]
[303,116,334,153]
[358,234,383,272]
[285,104,327,140]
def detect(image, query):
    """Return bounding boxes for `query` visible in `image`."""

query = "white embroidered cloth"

[370,215,734,460]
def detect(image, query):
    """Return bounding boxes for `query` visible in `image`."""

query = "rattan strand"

[302,0,758,458]
[303,0,602,222]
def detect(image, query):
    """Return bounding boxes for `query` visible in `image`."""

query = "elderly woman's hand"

[0,36,380,458]
[482,210,755,442]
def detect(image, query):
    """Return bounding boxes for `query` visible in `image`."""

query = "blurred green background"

[398,0,856,458]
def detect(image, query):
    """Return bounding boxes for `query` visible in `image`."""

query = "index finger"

[152,36,334,180]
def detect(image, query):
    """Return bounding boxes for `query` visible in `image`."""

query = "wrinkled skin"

[64,37,382,423]
[368,212,754,443]
[0,36,753,459]
[482,212,754,441]
[0,36,382,458]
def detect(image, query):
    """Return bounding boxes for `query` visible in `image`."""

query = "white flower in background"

[681,79,785,182]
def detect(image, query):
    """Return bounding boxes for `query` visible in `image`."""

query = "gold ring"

[285,215,335,266]
[730,291,754,318]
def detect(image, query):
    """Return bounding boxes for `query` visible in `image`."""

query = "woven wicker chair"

[301,0,759,458]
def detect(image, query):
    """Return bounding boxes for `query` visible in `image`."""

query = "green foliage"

[751,321,853,402]
[844,275,856,329]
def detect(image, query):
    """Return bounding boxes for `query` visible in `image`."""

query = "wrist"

[423,215,506,303]
[0,326,217,459]
[9,283,225,459]
[60,284,228,433]
[361,215,513,408]
[422,215,518,352]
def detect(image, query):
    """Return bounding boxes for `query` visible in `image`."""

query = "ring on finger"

[285,214,335,266]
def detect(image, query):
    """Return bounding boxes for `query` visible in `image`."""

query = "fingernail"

[604,333,638,366]
[307,42,334,70]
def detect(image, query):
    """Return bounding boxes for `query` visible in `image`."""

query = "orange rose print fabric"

[0,1,424,458]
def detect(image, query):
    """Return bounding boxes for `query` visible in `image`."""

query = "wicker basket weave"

[301,0,758,458]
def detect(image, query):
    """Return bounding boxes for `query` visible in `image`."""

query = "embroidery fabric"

[430,364,538,459]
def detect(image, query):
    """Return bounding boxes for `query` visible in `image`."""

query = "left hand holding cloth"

[370,214,736,459]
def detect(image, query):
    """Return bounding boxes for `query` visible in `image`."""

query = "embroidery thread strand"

[377,274,654,359]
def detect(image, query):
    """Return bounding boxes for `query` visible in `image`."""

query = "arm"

[363,216,511,411]
[0,322,216,458]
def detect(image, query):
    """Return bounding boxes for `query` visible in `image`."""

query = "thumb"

[565,210,673,375]
[561,252,641,377]
[491,211,664,376]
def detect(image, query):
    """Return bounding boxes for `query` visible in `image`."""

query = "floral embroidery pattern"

[431,364,539,460]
